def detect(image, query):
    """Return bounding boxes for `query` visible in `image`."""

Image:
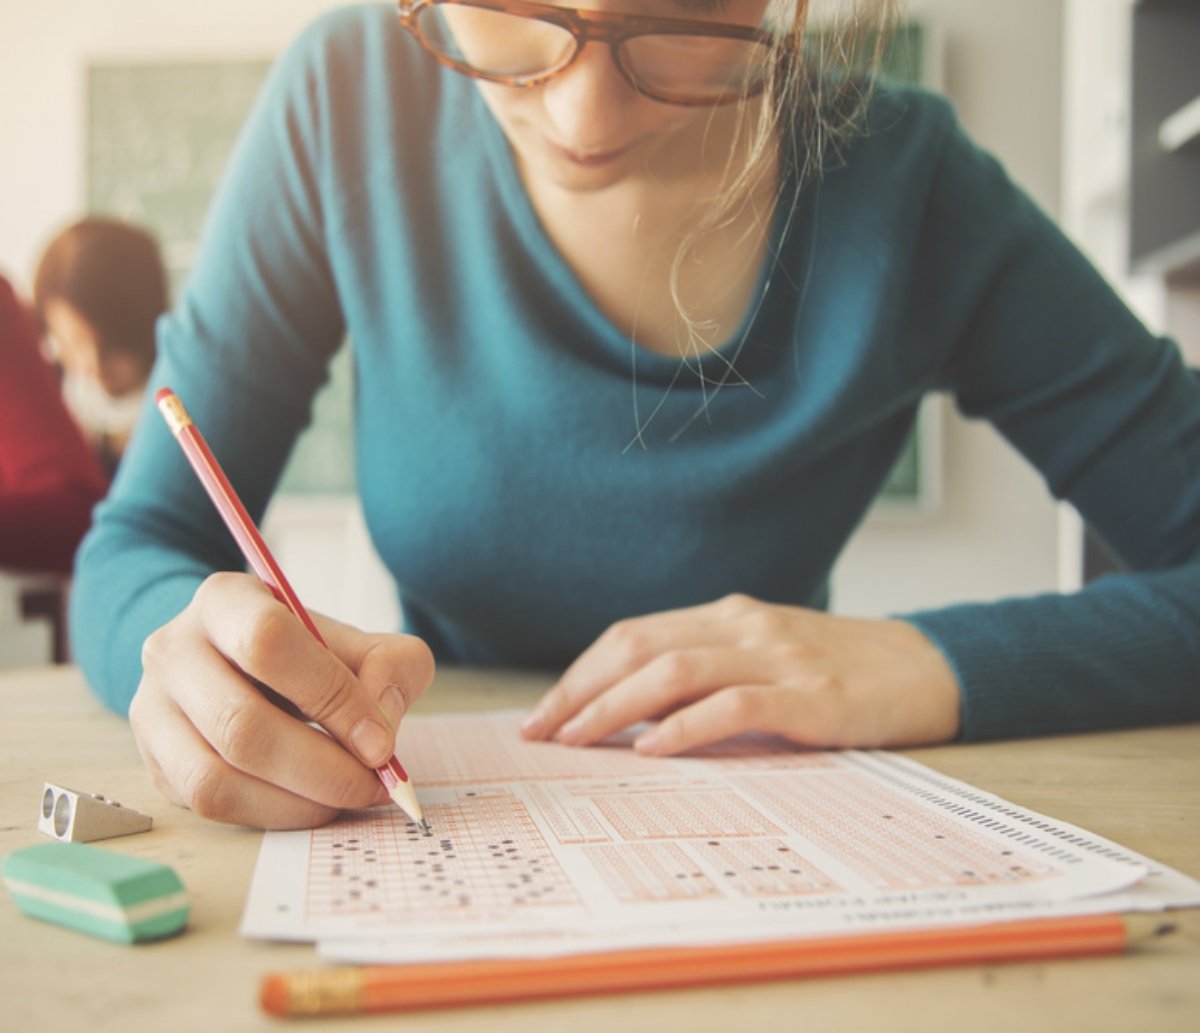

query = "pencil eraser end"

[155,387,174,404]
[2,841,189,944]
[260,975,288,1016]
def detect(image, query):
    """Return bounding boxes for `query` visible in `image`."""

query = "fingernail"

[635,730,661,755]
[520,710,545,738]
[350,717,392,765]
[558,715,585,743]
[380,685,405,725]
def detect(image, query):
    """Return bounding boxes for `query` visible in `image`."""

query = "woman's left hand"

[520,594,962,755]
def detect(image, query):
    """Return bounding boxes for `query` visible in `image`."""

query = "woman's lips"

[545,138,631,167]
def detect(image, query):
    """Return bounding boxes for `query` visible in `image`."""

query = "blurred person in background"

[33,216,168,477]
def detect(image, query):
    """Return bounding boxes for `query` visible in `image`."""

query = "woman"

[71,1,1200,828]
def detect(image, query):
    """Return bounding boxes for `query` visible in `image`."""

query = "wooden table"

[1,665,1197,1032]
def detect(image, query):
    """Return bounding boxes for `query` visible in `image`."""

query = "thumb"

[315,617,436,742]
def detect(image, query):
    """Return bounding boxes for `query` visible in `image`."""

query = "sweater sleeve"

[0,276,109,574]
[69,18,350,713]
[899,114,1200,740]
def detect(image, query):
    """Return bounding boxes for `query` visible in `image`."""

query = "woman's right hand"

[130,571,435,830]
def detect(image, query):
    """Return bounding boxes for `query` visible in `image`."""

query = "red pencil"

[259,913,1174,1016]
[155,387,427,830]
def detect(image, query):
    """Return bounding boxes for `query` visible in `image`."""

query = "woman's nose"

[540,41,639,146]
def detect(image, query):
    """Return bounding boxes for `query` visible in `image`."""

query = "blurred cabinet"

[1058,0,1199,589]
[1129,0,1200,279]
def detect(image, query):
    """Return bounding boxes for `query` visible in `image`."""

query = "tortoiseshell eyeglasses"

[397,0,779,106]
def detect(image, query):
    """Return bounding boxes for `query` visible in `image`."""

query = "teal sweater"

[72,4,1200,740]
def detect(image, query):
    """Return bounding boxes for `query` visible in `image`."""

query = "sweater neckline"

[475,96,805,385]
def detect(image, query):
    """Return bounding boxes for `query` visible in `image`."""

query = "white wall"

[0,0,1071,626]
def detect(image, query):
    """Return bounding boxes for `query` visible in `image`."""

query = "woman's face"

[44,300,146,398]
[467,0,777,193]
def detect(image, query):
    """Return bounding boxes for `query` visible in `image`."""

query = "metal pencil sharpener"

[38,783,153,843]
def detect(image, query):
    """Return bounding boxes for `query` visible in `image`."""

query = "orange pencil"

[155,387,427,830]
[260,913,1174,1016]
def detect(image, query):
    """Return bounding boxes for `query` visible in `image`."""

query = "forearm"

[903,558,1200,740]
[68,376,297,714]
[70,531,207,713]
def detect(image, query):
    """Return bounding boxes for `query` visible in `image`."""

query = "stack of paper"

[241,711,1200,963]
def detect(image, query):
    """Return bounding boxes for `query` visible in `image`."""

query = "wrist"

[888,619,963,742]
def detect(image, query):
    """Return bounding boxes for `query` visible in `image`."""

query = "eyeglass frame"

[396,0,781,106]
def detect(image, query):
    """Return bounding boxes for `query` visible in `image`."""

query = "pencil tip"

[1123,914,1181,945]
[419,819,431,834]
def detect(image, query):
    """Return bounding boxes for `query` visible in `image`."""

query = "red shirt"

[0,274,108,574]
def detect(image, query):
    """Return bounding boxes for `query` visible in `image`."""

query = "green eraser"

[2,841,190,944]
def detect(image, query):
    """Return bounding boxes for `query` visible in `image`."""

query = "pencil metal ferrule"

[288,967,364,1016]
[157,391,192,436]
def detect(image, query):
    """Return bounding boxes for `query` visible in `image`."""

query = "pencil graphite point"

[384,777,427,830]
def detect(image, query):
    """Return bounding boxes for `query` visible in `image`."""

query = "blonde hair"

[668,0,897,363]
[775,0,900,184]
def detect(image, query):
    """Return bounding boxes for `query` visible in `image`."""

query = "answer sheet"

[241,711,1200,962]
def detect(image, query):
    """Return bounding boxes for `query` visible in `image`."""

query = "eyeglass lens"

[412,3,768,101]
